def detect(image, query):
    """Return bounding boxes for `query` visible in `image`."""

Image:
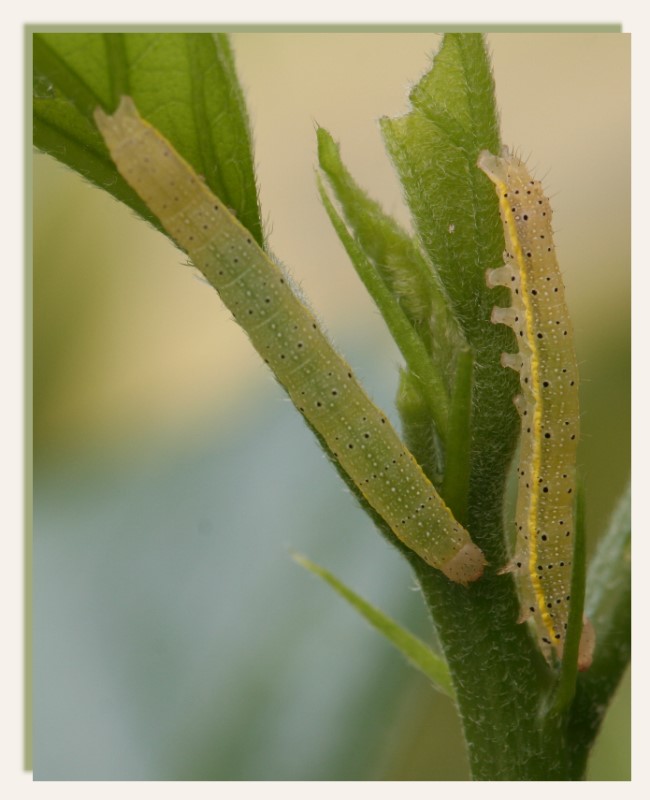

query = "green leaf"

[33,32,263,246]
[395,352,473,528]
[317,127,465,374]
[396,368,445,487]
[292,553,455,699]
[565,481,631,777]
[380,33,504,346]
[316,172,450,439]
[584,481,631,682]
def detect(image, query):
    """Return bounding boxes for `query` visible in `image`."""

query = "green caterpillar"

[478,147,594,667]
[94,96,485,584]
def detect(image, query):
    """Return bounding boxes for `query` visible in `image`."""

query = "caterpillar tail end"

[577,616,596,672]
[441,542,487,586]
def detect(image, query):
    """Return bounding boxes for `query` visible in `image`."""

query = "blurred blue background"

[33,33,630,779]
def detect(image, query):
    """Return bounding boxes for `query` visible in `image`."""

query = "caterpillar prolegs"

[478,147,594,670]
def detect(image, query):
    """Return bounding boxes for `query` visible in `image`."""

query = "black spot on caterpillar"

[93,96,486,585]
[478,147,593,669]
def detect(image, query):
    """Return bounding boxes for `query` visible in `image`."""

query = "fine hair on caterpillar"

[93,96,487,586]
[478,146,594,671]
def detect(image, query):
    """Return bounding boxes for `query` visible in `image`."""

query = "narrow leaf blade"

[566,482,631,771]
[317,125,465,367]
[317,174,450,437]
[584,482,631,680]
[292,553,455,698]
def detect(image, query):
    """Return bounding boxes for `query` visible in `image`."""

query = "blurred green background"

[33,32,630,780]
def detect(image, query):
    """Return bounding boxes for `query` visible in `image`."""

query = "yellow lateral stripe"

[496,186,555,644]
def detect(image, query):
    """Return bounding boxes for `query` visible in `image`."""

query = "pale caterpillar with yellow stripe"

[478,147,594,670]
[94,96,486,585]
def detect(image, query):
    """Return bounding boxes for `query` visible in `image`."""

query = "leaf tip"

[316,126,340,172]
[290,550,319,576]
